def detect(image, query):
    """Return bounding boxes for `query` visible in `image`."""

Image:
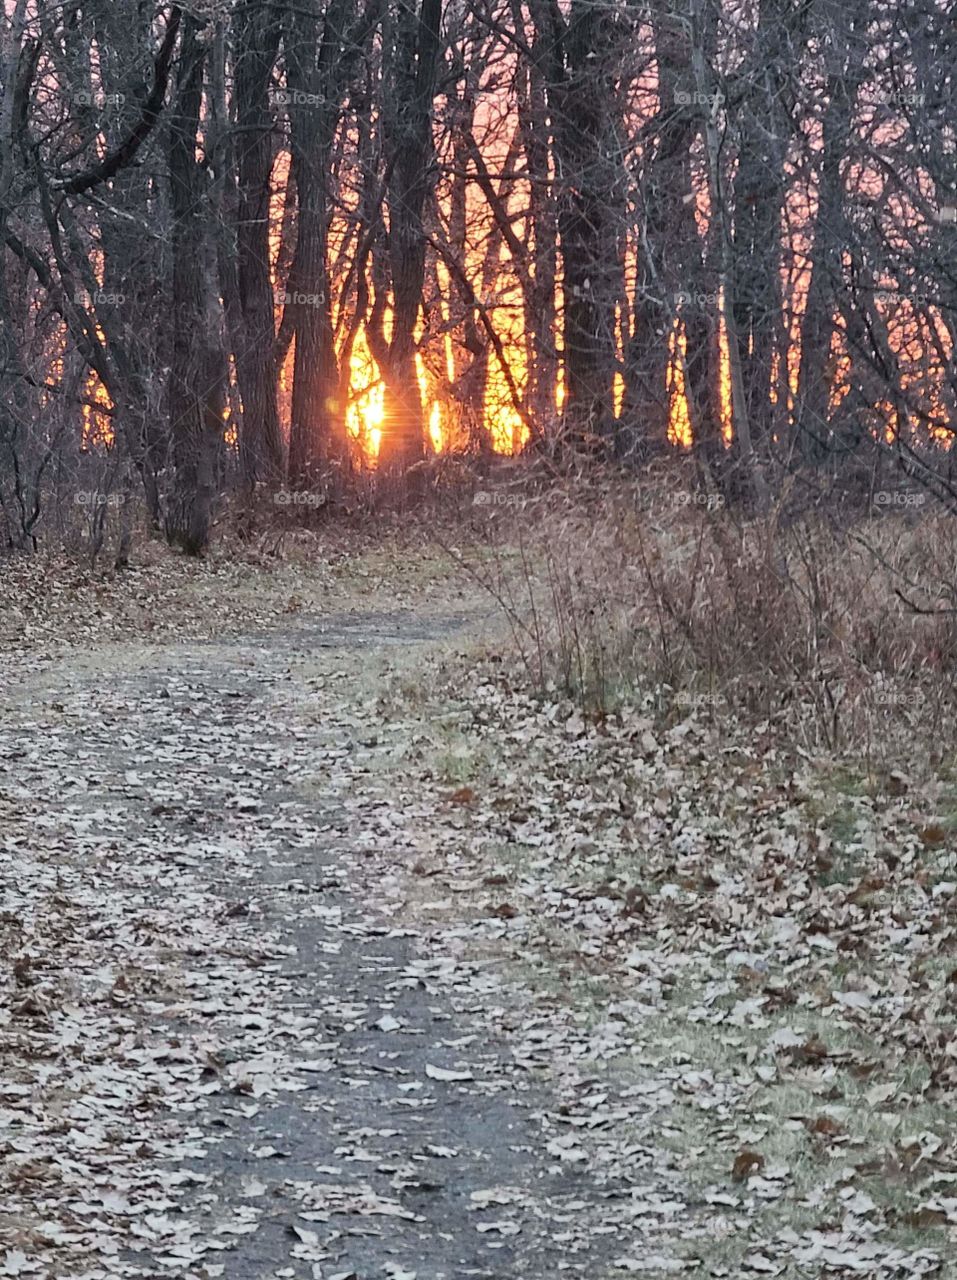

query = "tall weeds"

[457,476,957,756]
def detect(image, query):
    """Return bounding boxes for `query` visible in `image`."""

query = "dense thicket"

[0,0,954,551]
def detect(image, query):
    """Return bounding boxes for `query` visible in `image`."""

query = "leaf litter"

[0,549,954,1276]
[374,653,957,1278]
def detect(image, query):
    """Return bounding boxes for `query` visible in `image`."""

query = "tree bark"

[378,0,443,470]
[794,1,866,462]
[232,0,284,485]
[166,14,221,553]
[550,0,626,446]
[623,2,709,456]
[284,0,379,483]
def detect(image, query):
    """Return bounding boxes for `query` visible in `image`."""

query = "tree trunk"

[232,2,284,485]
[550,0,626,445]
[729,1,794,448]
[794,2,865,462]
[379,0,442,470]
[284,0,375,483]
[514,0,559,436]
[166,15,220,553]
[623,2,709,455]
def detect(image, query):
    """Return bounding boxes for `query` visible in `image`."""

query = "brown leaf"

[731,1150,765,1182]
[448,786,477,806]
[489,902,518,919]
[806,1114,842,1138]
[920,823,948,848]
[850,1059,880,1079]
[846,876,886,905]
[902,1207,949,1228]
[793,1036,829,1065]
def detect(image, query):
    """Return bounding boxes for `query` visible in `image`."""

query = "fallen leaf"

[425,1063,474,1082]
[732,1150,765,1182]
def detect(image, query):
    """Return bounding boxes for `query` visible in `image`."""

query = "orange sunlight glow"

[667,321,693,448]
[69,94,953,470]
[345,330,384,461]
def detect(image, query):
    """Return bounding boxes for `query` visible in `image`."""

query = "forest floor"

[0,538,955,1279]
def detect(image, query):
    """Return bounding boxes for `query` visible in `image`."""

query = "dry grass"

[453,467,957,756]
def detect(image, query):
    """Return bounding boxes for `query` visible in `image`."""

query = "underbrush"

[388,624,957,1275]
[452,468,957,757]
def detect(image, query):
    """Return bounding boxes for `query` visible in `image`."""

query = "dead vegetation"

[452,468,957,763]
[3,481,957,1274]
[386,647,957,1274]
[324,468,956,1274]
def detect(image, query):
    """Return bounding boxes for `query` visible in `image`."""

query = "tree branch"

[57,6,182,196]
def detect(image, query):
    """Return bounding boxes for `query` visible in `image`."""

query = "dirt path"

[0,603,659,1280]
[5,564,955,1280]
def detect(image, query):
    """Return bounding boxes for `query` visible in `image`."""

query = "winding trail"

[0,606,648,1279]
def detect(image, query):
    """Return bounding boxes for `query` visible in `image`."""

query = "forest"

[3,3,957,1278]
[0,0,954,553]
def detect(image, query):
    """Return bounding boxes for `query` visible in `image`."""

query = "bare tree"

[374,0,443,469]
